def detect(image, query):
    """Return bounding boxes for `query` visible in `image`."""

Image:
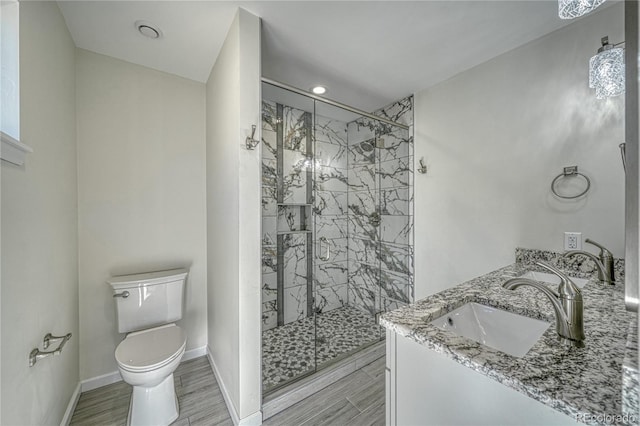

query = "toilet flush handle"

[113,291,130,299]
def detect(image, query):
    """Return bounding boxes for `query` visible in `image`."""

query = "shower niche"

[261,81,414,394]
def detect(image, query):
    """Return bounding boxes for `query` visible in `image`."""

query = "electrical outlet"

[564,232,582,250]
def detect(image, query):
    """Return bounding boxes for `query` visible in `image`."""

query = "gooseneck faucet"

[502,261,584,347]
[564,238,615,285]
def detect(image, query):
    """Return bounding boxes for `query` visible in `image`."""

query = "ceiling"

[57,1,609,111]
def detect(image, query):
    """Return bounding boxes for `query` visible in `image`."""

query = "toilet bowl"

[115,324,187,426]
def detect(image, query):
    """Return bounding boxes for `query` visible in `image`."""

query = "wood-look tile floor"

[70,355,385,426]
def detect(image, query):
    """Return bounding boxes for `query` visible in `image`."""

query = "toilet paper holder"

[29,332,72,367]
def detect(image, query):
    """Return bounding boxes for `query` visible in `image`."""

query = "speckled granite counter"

[380,262,637,425]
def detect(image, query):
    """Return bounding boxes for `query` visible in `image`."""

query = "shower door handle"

[620,142,627,173]
[318,237,331,262]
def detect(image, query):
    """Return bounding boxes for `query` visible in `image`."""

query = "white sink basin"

[431,302,550,358]
[519,271,589,289]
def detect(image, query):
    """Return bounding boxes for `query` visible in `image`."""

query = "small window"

[1,1,32,166]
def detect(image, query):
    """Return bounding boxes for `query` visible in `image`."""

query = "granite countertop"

[380,262,637,425]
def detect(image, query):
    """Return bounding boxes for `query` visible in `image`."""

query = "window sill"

[1,131,33,166]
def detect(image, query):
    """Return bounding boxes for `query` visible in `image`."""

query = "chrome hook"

[246,125,259,150]
[417,157,427,174]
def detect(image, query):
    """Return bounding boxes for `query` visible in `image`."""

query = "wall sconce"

[589,36,625,99]
[558,0,606,19]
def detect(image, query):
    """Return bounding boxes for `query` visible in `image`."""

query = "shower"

[260,79,414,394]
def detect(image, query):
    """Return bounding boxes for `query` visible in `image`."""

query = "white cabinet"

[385,330,574,425]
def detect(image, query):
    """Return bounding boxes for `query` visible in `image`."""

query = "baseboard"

[81,370,122,392]
[60,382,81,426]
[81,346,207,392]
[182,345,207,361]
[206,346,263,426]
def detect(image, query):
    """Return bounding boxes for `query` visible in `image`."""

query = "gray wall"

[206,8,262,422]
[76,49,207,381]
[414,3,625,299]
[1,2,78,423]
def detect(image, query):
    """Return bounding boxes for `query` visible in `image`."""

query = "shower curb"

[262,340,385,420]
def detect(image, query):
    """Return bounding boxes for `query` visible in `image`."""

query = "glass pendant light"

[589,36,625,99]
[558,0,606,19]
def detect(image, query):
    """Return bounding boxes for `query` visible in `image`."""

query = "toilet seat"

[115,324,186,373]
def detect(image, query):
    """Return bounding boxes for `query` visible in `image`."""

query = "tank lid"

[107,268,188,289]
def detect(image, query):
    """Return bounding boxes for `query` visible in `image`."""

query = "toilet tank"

[108,268,188,333]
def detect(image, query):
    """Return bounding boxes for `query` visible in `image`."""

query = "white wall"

[76,49,207,381]
[414,4,625,299]
[1,2,78,424]
[206,8,262,423]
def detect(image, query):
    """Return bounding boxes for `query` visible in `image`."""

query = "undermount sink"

[430,302,551,358]
[518,271,590,288]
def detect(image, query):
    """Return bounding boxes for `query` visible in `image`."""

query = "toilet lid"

[115,324,186,372]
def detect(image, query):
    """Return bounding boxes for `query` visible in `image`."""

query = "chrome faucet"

[564,238,615,285]
[502,261,584,347]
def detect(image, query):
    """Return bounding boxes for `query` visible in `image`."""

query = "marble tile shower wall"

[261,96,414,331]
[347,97,414,316]
[262,100,315,330]
[262,101,350,331]
[314,115,350,316]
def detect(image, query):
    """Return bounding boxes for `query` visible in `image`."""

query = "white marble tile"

[348,237,378,266]
[315,283,347,313]
[347,120,376,146]
[283,285,308,324]
[315,261,348,287]
[263,216,277,246]
[379,269,411,303]
[315,140,348,169]
[262,128,277,161]
[262,186,277,216]
[262,272,277,303]
[314,191,347,216]
[262,246,277,274]
[380,215,411,245]
[262,300,277,331]
[282,233,308,288]
[316,216,348,240]
[347,165,376,193]
[379,242,413,275]
[283,106,310,153]
[315,165,348,192]
[262,100,277,132]
[348,139,377,165]
[263,157,277,188]
[381,187,410,216]
[282,150,308,204]
[315,116,348,146]
[347,284,379,317]
[373,96,413,127]
[377,129,409,163]
[348,215,378,241]
[348,190,377,217]
[379,157,410,189]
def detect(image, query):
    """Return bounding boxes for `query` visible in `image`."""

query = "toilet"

[108,268,189,426]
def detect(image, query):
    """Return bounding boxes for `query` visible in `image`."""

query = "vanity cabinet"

[385,330,574,425]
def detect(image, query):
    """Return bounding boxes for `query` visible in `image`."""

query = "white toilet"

[108,268,189,426]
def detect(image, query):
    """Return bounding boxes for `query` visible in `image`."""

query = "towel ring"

[551,166,591,199]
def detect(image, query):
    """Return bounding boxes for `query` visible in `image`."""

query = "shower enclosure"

[261,80,414,393]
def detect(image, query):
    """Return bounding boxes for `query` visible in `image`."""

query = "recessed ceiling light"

[311,86,327,95]
[135,20,162,39]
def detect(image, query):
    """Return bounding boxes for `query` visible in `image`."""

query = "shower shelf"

[277,230,312,235]
[277,203,312,206]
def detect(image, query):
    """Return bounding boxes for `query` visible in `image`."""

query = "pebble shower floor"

[262,305,382,392]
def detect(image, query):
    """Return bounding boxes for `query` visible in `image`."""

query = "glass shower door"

[313,100,384,370]
[261,85,317,393]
